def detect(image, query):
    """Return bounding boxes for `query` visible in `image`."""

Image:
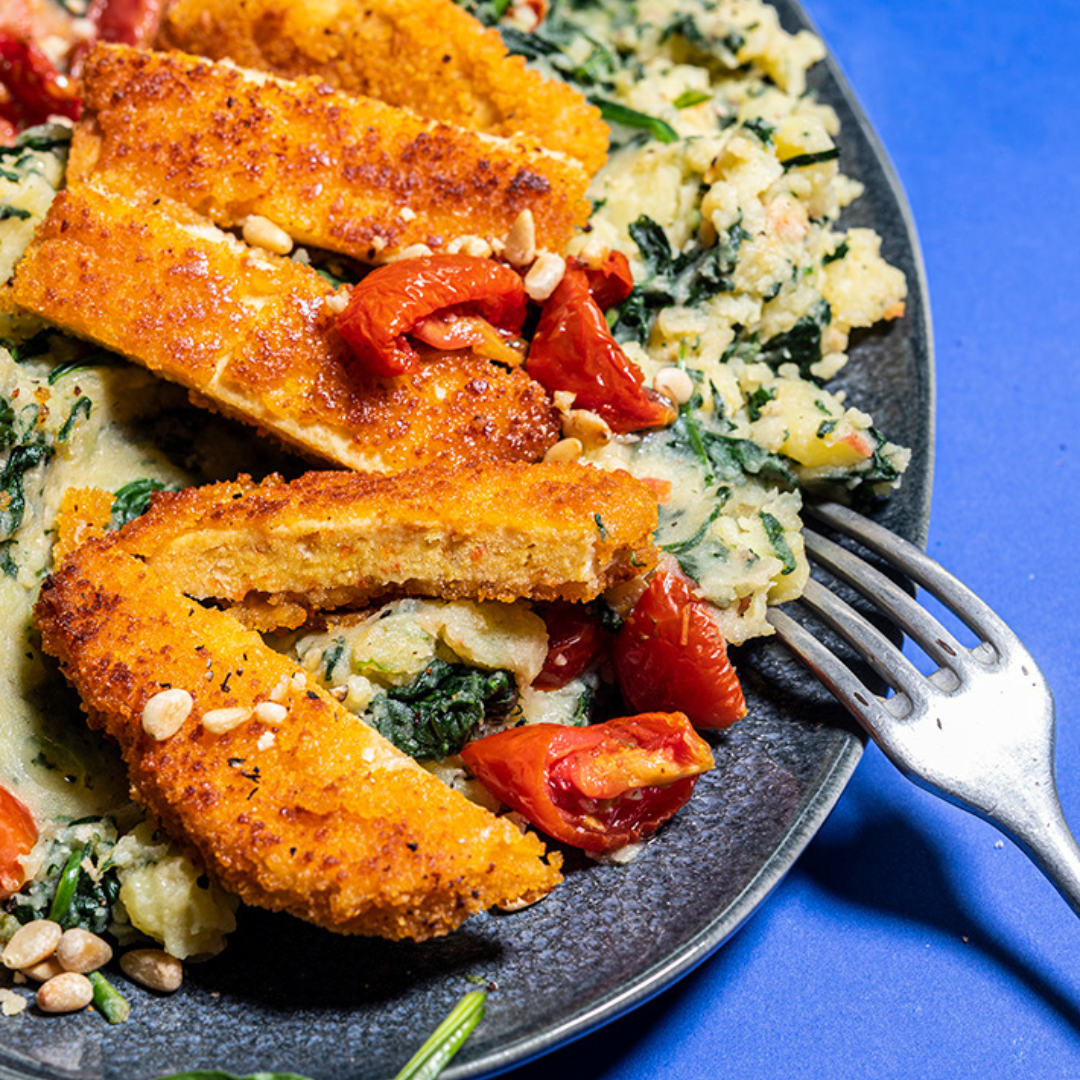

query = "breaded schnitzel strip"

[158,0,609,175]
[34,536,562,941]
[12,182,559,472]
[69,45,591,262]
[115,463,659,615]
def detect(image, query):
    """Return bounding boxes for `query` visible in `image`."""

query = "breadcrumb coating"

[69,44,591,261]
[12,181,559,473]
[158,0,609,174]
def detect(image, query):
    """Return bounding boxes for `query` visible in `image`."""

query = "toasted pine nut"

[561,408,612,449]
[241,214,293,256]
[504,210,536,268]
[524,252,566,301]
[543,437,583,463]
[653,366,695,405]
[56,928,113,974]
[392,243,433,261]
[21,957,64,983]
[398,206,416,221]
[324,291,350,315]
[256,730,277,751]
[202,706,253,735]
[446,234,492,258]
[2,920,61,971]
[36,972,94,1014]
[576,235,608,268]
[141,688,193,740]
[119,949,183,993]
[253,701,287,724]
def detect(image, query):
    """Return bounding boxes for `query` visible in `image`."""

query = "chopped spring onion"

[89,971,130,1024]
[393,991,488,1080]
[47,845,85,926]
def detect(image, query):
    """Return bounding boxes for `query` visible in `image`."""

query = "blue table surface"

[504,1,1080,1077]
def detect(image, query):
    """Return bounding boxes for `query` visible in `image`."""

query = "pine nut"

[577,235,608,268]
[446,234,492,258]
[241,214,293,256]
[21,957,64,983]
[524,252,566,301]
[141,688,193,740]
[202,707,252,735]
[36,972,94,1014]
[543,437,583,463]
[56,928,113,974]
[392,243,433,261]
[504,210,536,268]
[256,730,277,751]
[253,701,287,724]
[120,949,183,993]
[2,920,61,970]
[561,408,612,449]
[324,291,350,315]
[653,366,695,405]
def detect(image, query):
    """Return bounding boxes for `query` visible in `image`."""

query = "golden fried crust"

[69,44,590,261]
[12,182,559,472]
[116,462,659,617]
[158,0,609,175]
[34,537,563,940]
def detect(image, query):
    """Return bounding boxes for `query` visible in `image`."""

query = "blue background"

[506,1,1080,1077]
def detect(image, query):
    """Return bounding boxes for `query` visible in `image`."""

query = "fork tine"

[766,607,897,738]
[807,502,1013,649]
[796,578,927,705]
[803,527,970,672]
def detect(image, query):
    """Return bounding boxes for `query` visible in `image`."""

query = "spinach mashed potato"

[0,0,909,968]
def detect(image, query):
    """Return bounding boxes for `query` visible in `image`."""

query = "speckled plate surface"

[0,2,933,1076]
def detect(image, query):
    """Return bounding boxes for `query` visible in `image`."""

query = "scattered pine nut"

[2,920,62,971]
[324,291,350,315]
[202,707,253,735]
[36,972,94,1014]
[653,366,695,405]
[141,688,193,740]
[56,928,113,974]
[504,210,536,268]
[119,949,183,993]
[253,701,287,724]
[524,252,566,301]
[241,215,293,256]
[21,957,64,983]
[543,437,583,463]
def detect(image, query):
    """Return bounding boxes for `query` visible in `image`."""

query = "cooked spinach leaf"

[57,396,92,443]
[368,660,515,760]
[781,147,840,170]
[611,215,749,345]
[673,89,711,109]
[741,117,776,144]
[757,298,832,379]
[822,239,849,265]
[110,478,169,529]
[760,511,798,574]
[0,204,32,222]
[0,440,53,540]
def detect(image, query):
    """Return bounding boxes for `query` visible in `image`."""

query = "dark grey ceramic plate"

[0,2,933,1077]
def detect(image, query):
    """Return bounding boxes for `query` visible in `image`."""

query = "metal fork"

[766,501,1080,915]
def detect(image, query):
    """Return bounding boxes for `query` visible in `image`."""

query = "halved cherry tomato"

[613,555,747,729]
[337,254,527,377]
[0,784,37,900]
[0,34,81,138]
[69,0,165,76]
[534,602,609,691]
[526,261,675,433]
[460,712,714,851]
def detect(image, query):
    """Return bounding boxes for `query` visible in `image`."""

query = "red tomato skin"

[0,34,81,136]
[533,603,609,691]
[337,254,527,377]
[0,784,37,900]
[460,712,714,852]
[582,250,634,310]
[525,266,675,434]
[614,556,747,729]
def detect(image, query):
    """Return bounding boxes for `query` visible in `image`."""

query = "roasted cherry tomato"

[526,262,675,434]
[68,0,164,76]
[0,784,37,900]
[337,254,527,377]
[614,555,747,729]
[581,249,635,310]
[0,34,80,138]
[460,712,714,851]
[534,602,609,691]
